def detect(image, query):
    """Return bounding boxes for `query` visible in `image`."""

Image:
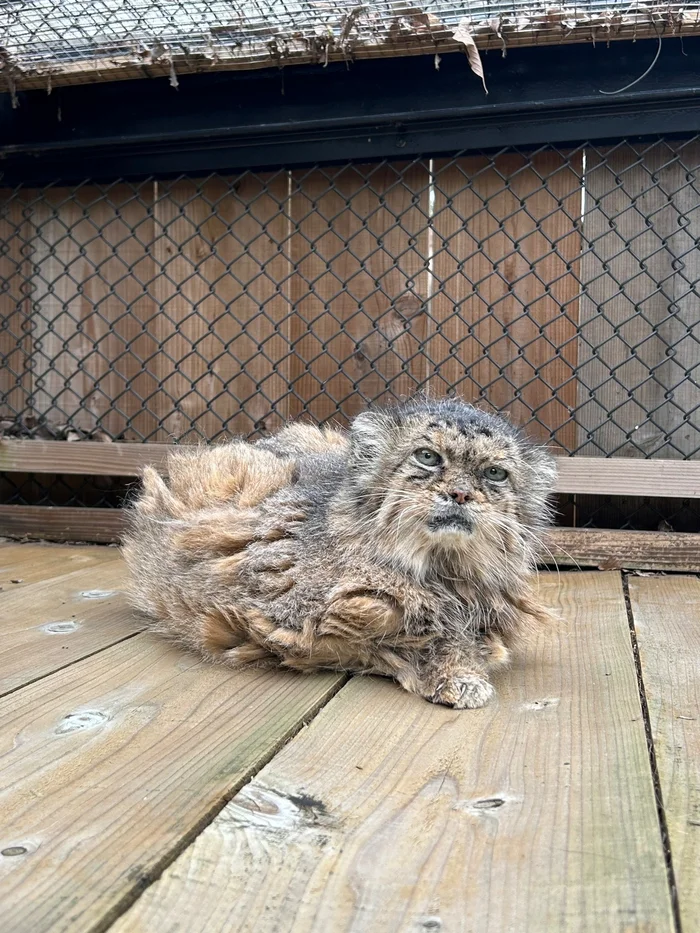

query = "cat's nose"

[449,488,473,505]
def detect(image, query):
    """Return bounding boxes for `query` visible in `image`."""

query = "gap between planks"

[0,555,139,698]
[0,635,346,933]
[3,440,699,497]
[628,575,700,933]
[110,572,675,933]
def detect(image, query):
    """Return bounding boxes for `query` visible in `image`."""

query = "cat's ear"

[349,411,391,458]
[523,442,558,493]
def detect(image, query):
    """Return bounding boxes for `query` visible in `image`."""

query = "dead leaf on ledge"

[452,18,488,94]
[598,557,622,571]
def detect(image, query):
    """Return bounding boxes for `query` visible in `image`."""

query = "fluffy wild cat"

[123,398,557,709]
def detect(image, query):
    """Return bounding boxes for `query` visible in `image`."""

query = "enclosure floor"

[1,541,697,933]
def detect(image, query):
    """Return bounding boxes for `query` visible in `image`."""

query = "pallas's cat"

[123,398,556,708]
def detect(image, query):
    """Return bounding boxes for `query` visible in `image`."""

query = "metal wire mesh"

[2,136,700,524]
[1,1,695,93]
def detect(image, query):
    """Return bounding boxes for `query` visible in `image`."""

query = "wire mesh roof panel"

[1,1,699,92]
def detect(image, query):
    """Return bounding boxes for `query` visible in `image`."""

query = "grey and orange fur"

[123,398,557,709]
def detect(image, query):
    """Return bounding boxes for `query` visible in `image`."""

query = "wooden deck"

[0,541,697,933]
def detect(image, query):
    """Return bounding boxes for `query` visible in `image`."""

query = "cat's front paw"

[431,673,495,709]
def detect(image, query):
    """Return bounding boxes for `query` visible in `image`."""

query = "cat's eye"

[414,448,442,468]
[485,465,509,482]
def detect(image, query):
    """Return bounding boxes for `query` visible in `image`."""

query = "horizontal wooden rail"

[0,439,169,477]
[0,505,698,571]
[2,439,700,498]
[0,505,126,544]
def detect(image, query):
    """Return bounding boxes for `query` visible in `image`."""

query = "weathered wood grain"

[0,438,171,475]
[150,174,294,441]
[0,557,138,697]
[0,192,31,420]
[629,575,700,933]
[546,528,700,572]
[0,505,125,543]
[25,184,155,439]
[430,152,581,451]
[113,572,673,933]
[578,141,700,458]
[0,541,118,587]
[287,162,431,423]
[0,636,344,933]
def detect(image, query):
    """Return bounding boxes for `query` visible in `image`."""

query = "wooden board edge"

[546,528,700,572]
[0,505,126,544]
[1,505,698,571]
[0,439,170,477]
[3,441,700,498]
[553,456,700,498]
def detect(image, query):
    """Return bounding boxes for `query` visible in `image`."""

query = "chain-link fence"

[2,136,700,525]
[2,1,691,93]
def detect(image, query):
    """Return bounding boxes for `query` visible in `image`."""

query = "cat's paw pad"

[432,674,495,710]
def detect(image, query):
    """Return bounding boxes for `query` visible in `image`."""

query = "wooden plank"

[0,637,343,933]
[113,572,673,933]
[0,438,170,476]
[576,140,700,527]
[0,505,125,543]
[0,558,138,697]
[4,439,700,497]
[553,456,700,497]
[629,575,700,933]
[578,140,700,458]
[0,540,119,587]
[151,173,293,441]
[547,528,700,571]
[288,162,431,423]
[430,152,581,451]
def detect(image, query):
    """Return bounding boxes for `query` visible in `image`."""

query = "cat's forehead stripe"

[420,416,494,438]
[424,424,516,462]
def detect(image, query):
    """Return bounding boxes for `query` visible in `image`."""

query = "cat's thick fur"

[123,398,557,708]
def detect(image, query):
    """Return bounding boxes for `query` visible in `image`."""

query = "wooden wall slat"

[25,184,155,439]
[0,191,32,420]
[151,173,293,441]
[578,141,700,458]
[287,163,431,423]
[1,144,698,466]
[430,152,582,450]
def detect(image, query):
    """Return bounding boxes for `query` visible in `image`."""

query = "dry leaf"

[597,557,622,571]
[489,15,507,55]
[452,18,488,94]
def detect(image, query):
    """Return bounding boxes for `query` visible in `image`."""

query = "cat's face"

[346,399,556,578]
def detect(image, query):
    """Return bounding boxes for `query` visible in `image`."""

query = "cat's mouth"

[427,508,475,535]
